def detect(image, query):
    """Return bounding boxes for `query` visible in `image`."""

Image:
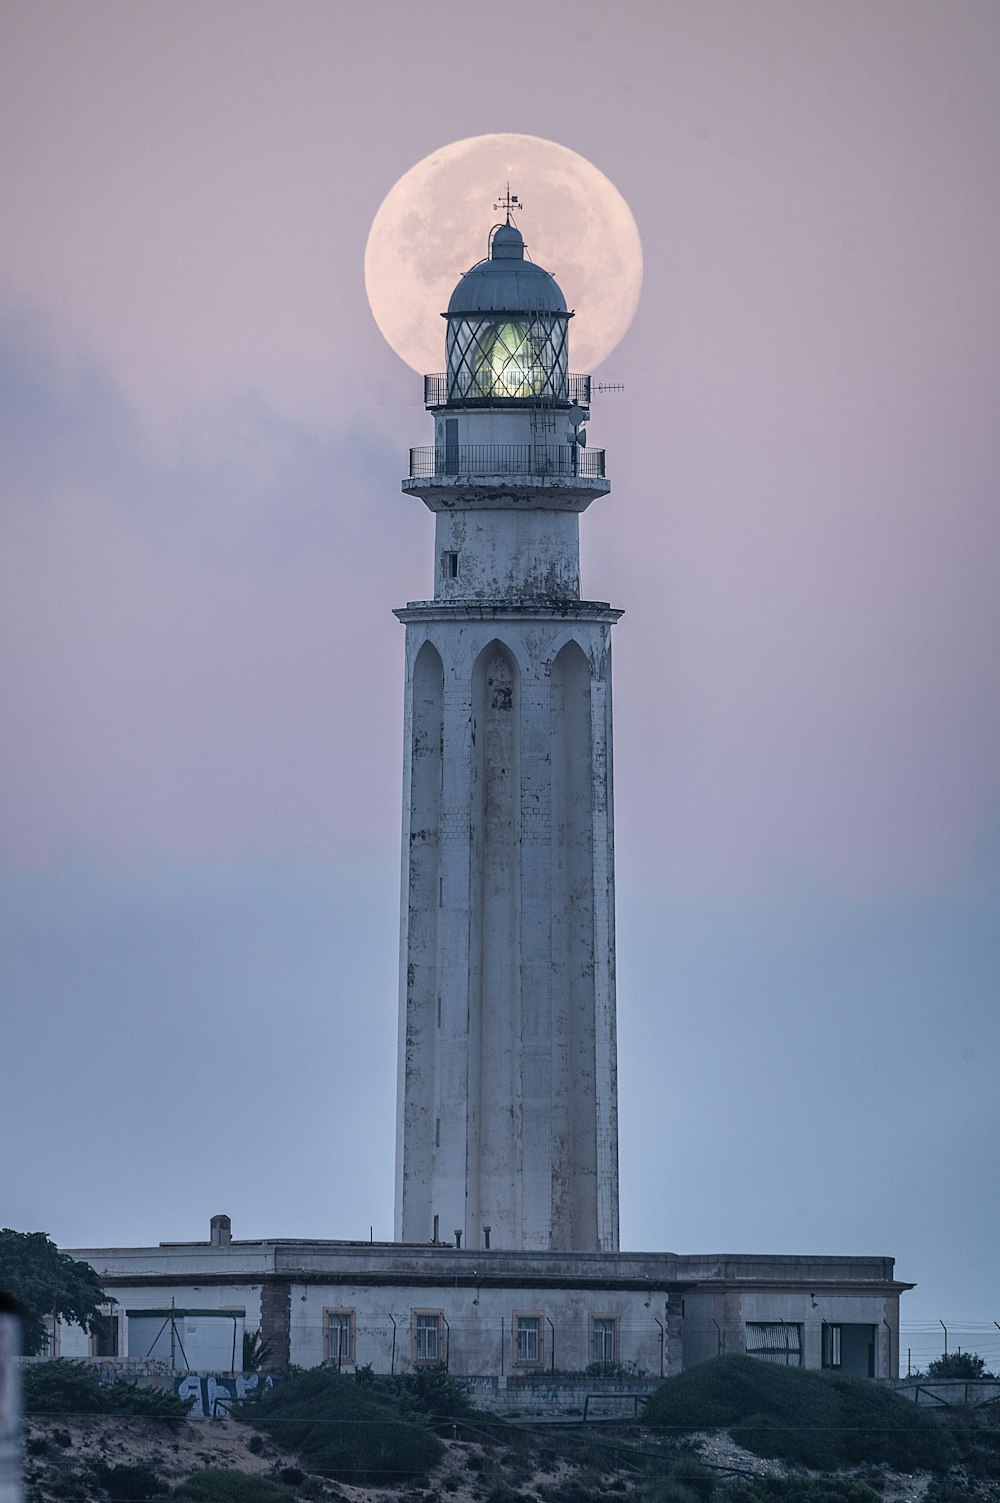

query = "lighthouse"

[394,200,621,1254]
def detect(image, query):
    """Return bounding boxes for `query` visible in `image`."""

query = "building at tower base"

[54,1220,911,1385]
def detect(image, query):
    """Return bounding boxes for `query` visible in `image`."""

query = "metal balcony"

[407,444,606,480]
[423,373,593,409]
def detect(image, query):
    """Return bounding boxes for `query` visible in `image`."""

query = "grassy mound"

[643,1355,952,1473]
[241,1366,445,1483]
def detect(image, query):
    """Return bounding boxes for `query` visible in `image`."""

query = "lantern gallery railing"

[408,444,606,480]
[423,373,593,408]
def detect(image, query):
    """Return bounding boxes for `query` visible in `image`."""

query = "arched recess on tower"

[401,638,444,1226]
[549,638,599,1251]
[468,638,522,1248]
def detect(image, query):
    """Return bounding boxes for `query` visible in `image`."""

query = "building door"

[822,1322,877,1377]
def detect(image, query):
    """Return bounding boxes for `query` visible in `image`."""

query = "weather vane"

[494,183,522,223]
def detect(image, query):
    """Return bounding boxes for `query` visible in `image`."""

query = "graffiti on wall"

[175,1372,275,1419]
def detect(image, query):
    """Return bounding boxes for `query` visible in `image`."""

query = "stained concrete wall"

[394,608,620,1255]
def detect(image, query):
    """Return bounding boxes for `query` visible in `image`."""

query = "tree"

[242,1327,274,1372]
[0,1229,109,1356]
[925,1351,993,1380]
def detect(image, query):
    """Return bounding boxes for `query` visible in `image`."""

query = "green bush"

[354,1364,475,1427]
[91,1464,165,1501]
[641,1460,717,1503]
[241,1366,444,1484]
[643,1355,953,1473]
[925,1352,993,1380]
[718,1479,884,1502]
[175,1471,297,1503]
[22,1360,192,1424]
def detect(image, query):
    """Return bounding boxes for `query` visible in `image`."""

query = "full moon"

[364,134,643,376]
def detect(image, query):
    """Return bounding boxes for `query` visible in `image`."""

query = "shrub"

[718,1480,884,1502]
[641,1460,717,1503]
[241,1366,444,1484]
[22,1360,192,1425]
[643,1355,953,1473]
[354,1365,475,1427]
[92,1464,165,1501]
[925,1352,993,1380]
[175,1471,298,1503]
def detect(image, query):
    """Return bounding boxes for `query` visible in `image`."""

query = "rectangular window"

[444,418,459,475]
[325,1309,356,1367]
[414,1310,443,1364]
[90,1311,119,1358]
[514,1314,542,1365]
[822,1324,842,1369]
[745,1322,803,1367]
[591,1315,618,1366]
[443,551,459,579]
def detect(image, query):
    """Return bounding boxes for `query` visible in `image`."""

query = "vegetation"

[22,1359,193,1424]
[716,1480,884,1502]
[643,1355,953,1473]
[174,1470,298,1503]
[239,1364,445,1483]
[89,1464,165,1501]
[0,1230,109,1356]
[353,1362,476,1427]
[242,1328,275,1373]
[924,1352,994,1380]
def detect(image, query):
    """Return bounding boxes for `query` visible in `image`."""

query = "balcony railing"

[407,444,606,480]
[423,373,593,408]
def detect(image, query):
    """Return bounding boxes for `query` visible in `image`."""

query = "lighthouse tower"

[394,202,620,1254]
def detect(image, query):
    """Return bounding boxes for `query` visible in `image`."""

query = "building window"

[590,1315,618,1366]
[514,1313,543,1366]
[443,551,459,579]
[90,1311,119,1358]
[324,1309,356,1367]
[413,1310,444,1365]
[745,1322,803,1366]
[822,1324,842,1369]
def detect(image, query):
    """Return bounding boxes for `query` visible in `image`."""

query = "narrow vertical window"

[591,1316,618,1366]
[514,1314,542,1365]
[443,551,459,579]
[326,1309,355,1368]
[414,1311,443,1363]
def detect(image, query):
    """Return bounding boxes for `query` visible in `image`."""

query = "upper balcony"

[408,443,605,481]
[424,372,593,410]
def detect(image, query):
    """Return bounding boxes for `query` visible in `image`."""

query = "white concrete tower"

[394,204,620,1254]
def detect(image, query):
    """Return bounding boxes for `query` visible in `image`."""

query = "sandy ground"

[20,1412,973,1503]
[22,1413,553,1503]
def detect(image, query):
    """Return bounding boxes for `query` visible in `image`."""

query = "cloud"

[0,321,423,870]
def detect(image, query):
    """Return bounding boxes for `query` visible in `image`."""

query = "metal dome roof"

[446,222,569,317]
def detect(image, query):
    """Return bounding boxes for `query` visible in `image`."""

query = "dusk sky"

[2,1,998,1373]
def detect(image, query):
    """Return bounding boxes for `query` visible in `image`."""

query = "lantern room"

[442,219,571,404]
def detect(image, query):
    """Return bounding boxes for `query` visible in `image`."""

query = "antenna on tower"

[494,183,523,223]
